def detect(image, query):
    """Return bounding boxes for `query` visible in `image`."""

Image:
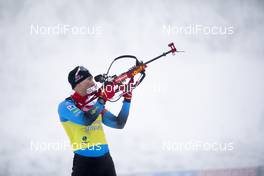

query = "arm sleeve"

[58,100,105,126]
[102,100,131,129]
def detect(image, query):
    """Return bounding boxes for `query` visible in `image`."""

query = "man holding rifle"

[58,66,133,176]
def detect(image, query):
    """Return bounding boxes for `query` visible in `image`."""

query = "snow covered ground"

[0,0,264,175]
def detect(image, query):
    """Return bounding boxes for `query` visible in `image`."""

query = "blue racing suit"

[58,97,131,157]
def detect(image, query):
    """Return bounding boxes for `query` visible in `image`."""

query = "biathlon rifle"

[87,42,183,103]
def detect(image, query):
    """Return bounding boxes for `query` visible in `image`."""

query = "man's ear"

[73,83,81,91]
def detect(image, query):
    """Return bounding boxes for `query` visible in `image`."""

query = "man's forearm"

[102,99,131,129]
[84,100,105,125]
[115,100,131,128]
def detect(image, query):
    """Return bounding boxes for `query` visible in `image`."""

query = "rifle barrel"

[144,50,172,65]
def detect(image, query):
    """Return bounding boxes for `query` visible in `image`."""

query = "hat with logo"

[68,66,92,89]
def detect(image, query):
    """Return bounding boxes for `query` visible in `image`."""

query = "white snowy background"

[0,0,264,175]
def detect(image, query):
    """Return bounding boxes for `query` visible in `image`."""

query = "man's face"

[80,76,95,89]
[75,76,96,94]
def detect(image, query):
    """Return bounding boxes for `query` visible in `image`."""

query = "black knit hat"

[68,66,92,89]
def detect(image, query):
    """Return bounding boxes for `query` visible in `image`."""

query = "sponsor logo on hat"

[74,66,88,82]
[75,74,84,82]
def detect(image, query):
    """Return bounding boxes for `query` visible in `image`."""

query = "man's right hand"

[98,82,116,103]
[122,78,134,102]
